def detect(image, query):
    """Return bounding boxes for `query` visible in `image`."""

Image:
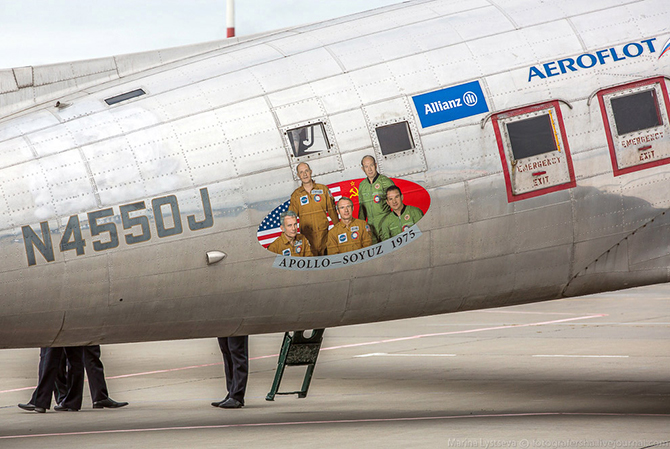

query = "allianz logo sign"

[413,81,489,128]
[424,91,479,114]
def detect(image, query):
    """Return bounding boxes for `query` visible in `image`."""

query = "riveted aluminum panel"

[230,130,287,176]
[0,70,18,94]
[13,67,33,88]
[385,53,442,96]
[197,70,267,110]
[571,233,630,277]
[429,44,486,89]
[1,161,56,225]
[247,48,342,93]
[464,254,517,303]
[152,84,215,122]
[0,261,66,315]
[468,21,582,75]
[273,97,326,127]
[365,98,427,177]
[430,223,471,266]
[327,27,424,72]
[0,229,29,269]
[309,75,363,115]
[562,101,609,157]
[65,111,126,147]
[176,112,237,185]
[58,255,110,309]
[111,105,163,135]
[216,97,274,140]
[26,124,79,158]
[427,0,490,17]
[498,0,617,27]
[348,65,403,106]
[205,177,250,232]
[268,32,325,57]
[328,109,372,154]
[620,165,670,209]
[0,136,33,169]
[345,268,432,323]
[443,6,515,42]
[266,84,316,109]
[512,245,572,296]
[40,150,97,216]
[513,202,574,253]
[241,167,295,225]
[467,174,515,222]
[303,8,412,46]
[422,125,501,184]
[7,109,60,135]
[598,80,670,174]
[425,183,468,229]
[572,180,624,242]
[81,137,145,206]
[570,1,666,49]
[399,16,465,53]
[339,149,374,175]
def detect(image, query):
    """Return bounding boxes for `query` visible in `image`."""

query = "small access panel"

[597,77,670,176]
[492,101,576,202]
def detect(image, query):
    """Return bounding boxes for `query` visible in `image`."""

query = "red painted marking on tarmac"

[0,314,606,395]
[0,412,668,440]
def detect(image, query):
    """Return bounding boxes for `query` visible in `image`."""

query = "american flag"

[257,184,342,248]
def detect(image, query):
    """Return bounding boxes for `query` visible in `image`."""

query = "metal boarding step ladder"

[265,329,325,401]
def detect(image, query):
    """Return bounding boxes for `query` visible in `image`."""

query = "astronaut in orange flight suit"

[288,162,339,255]
[267,211,314,257]
[327,197,373,255]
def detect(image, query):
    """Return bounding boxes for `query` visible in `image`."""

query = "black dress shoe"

[18,403,35,411]
[54,404,79,411]
[219,398,243,409]
[211,399,225,407]
[93,398,128,409]
[34,407,46,413]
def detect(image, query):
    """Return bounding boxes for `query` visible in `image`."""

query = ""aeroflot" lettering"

[528,39,657,82]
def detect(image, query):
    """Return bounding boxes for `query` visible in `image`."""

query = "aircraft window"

[610,89,663,135]
[104,89,146,106]
[492,101,575,202]
[506,114,558,160]
[597,77,670,176]
[376,121,415,156]
[286,123,330,158]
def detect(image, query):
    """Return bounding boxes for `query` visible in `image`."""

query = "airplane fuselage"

[1,0,669,348]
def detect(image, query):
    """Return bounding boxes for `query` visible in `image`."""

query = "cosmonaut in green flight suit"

[357,155,394,243]
[378,185,424,241]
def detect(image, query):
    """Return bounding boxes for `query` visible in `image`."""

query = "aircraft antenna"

[227,0,235,37]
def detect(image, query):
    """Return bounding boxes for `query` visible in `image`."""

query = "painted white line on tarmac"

[532,355,629,358]
[355,353,456,358]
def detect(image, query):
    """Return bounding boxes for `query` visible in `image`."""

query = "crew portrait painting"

[288,162,338,256]
[258,157,429,263]
[357,155,394,243]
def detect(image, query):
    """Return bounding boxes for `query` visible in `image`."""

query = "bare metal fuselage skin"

[1,0,669,348]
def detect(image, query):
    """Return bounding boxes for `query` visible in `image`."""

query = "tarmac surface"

[1,285,669,448]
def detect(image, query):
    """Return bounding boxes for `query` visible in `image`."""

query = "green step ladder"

[266,329,325,401]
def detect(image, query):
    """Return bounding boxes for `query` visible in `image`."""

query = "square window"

[375,121,415,156]
[286,123,330,158]
[597,77,670,176]
[610,89,662,136]
[492,101,575,202]
[506,114,558,160]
